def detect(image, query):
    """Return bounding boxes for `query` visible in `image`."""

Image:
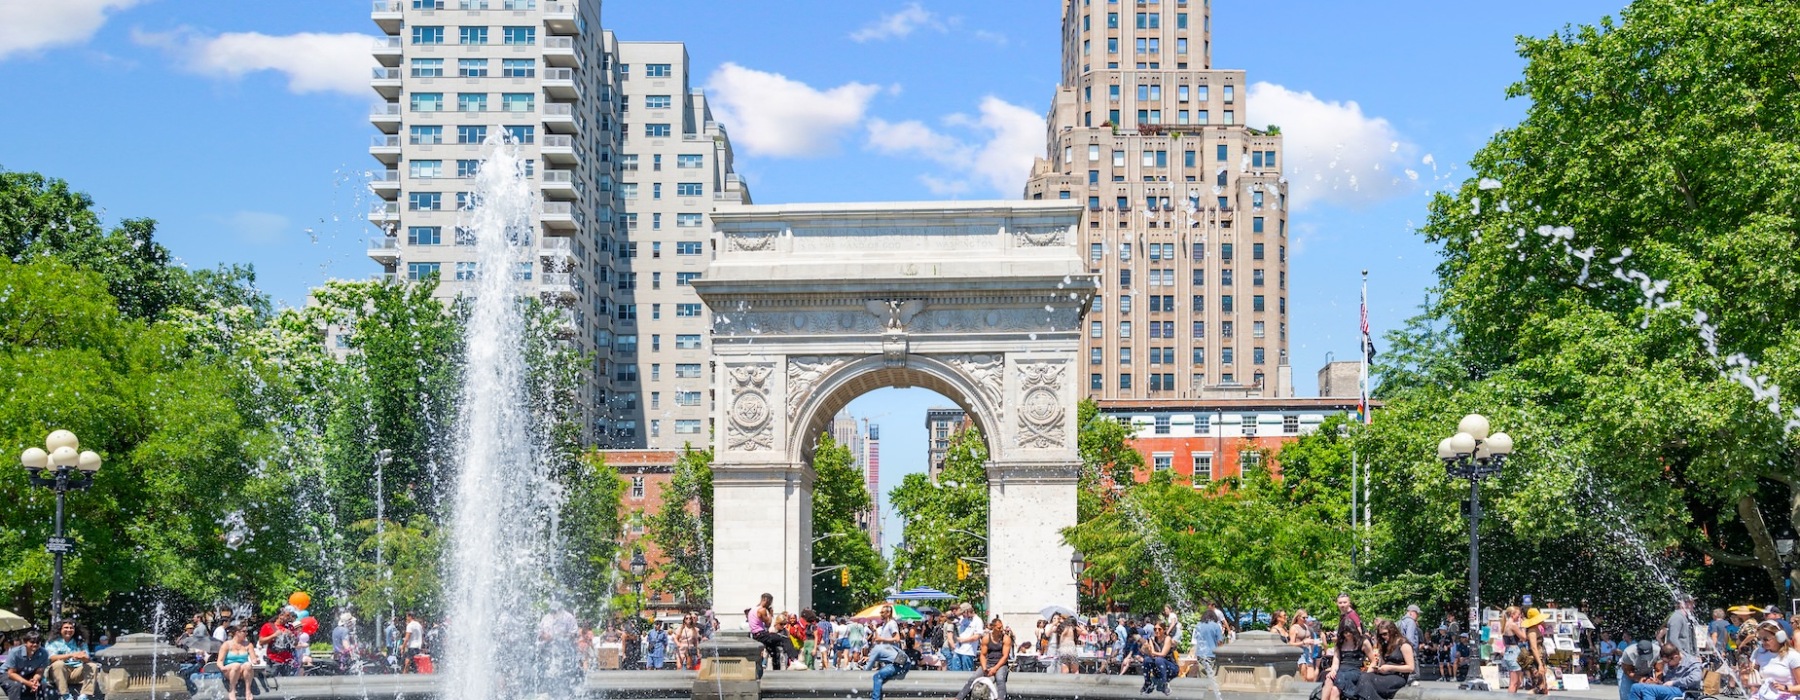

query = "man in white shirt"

[953,604,985,672]
[864,606,904,670]
[402,612,424,673]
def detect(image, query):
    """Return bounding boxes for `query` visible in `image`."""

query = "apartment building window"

[1221,347,1234,365]
[675,303,703,318]
[454,262,476,280]
[1119,321,1131,338]
[1220,295,1234,313]
[458,26,487,45]
[615,366,638,382]
[675,334,702,350]
[1197,109,1210,125]
[677,154,704,169]
[1253,295,1265,312]
[676,182,704,197]
[503,125,534,144]
[412,26,444,44]
[651,213,662,230]
[454,226,475,246]
[1192,347,1206,365]
[408,192,442,211]
[619,183,638,199]
[676,241,704,255]
[456,93,486,112]
[410,93,444,112]
[1225,110,1235,125]
[1222,320,1234,338]
[406,262,440,280]
[1119,373,1132,389]
[1119,269,1132,288]
[1191,294,1205,312]
[502,26,535,45]
[1192,321,1205,338]
[675,391,703,407]
[1154,415,1171,435]
[1091,374,1103,390]
[1253,321,1266,338]
[1221,268,1234,287]
[616,304,637,321]
[409,160,444,178]
[676,272,701,285]
[501,58,535,77]
[410,58,443,77]
[650,304,662,321]
[1119,295,1132,314]
[1119,347,1132,365]
[1253,347,1266,365]
[1107,12,1119,28]
[617,335,637,353]
[675,363,703,378]
[1252,269,1265,287]
[456,159,481,177]
[644,63,673,77]
[644,94,673,109]
[1153,453,1173,471]
[646,123,671,137]
[1252,242,1266,261]
[413,0,444,8]
[456,125,485,144]
[1090,348,1103,365]
[512,261,532,281]
[1090,321,1103,338]
[502,0,534,7]
[650,272,661,289]
[407,226,442,245]
[502,93,534,112]
[1221,243,1234,262]
[675,420,703,434]
[1192,454,1213,483]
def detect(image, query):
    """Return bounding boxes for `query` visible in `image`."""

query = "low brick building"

[1098,397,1373,483]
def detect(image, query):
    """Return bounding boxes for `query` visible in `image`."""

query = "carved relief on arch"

[1015,361,1067,449]
[725,363,776,452]
[786,355,854,418]
[939,353,1005,414]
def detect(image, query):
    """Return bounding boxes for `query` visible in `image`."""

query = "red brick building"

[1097,397,1372,483]
[597,449,685,616]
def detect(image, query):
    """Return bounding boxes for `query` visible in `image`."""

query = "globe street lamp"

[1437,414,1514,635]
[630,550,648,620]
[20,429,103,624]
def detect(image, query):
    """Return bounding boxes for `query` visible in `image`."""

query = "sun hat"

[1521,608,1549,628]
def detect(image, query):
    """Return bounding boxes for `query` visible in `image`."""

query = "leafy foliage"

[890,428,990,603]
[809,436,888,614]
[647,446,714,607]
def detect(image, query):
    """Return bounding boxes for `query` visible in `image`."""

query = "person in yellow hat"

[1521,608,1554,694]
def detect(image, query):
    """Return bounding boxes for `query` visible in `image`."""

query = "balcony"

[547,308,580,337]
[543,36,576,67]
[369,201,399,224]
[542,67,577,100]
[372,1,403,33]
[368,169,400,197]
[373,36,402,67]
[541,201,575,231]
[371,67,401,99]
[541,169,576,197]
[541,134,575,164]
[370,134,402,164]
[370,101,401,132]
[543,2,577,34]
[540,272,577,300]
[539,236,578,265]
[368,236,401,263]
[542,102,575,133]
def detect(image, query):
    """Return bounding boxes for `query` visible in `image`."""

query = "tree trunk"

[1736,495,1788,597]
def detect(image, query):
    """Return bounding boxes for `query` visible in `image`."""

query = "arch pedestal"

[694,201,1093,625]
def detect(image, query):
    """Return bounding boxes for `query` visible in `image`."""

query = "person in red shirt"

[258,610,299,674]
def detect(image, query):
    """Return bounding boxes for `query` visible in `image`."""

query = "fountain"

[440,140,568,699]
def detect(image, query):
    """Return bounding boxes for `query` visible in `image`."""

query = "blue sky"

[0,0,1627,546]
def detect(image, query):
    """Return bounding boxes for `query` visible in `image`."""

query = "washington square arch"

[690,200,1094,625]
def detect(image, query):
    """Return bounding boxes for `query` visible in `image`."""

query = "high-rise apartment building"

[924,407,971,484]
[1026,0,1293,401]
[367,2,748,447]
[862,422,881,550]
[612,39,750,449]
[368,0,621,439]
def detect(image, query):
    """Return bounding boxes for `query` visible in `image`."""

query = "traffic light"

[840,567,851,587]
[957,559,970,580]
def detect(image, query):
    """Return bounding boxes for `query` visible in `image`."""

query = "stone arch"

[694,200,1091,626]
[786,354,1000,467]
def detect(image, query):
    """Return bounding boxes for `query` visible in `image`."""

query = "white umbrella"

[1040,605,1078,621]
[0,609,30,633]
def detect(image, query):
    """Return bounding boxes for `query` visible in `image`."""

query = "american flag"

[1359,279,1373,425]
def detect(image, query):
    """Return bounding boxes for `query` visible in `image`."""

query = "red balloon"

[299,617,320,635]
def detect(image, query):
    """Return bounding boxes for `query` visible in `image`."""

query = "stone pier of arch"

[692,200,1094,626]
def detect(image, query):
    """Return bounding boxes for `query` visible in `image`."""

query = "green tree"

[561,452,624,620]
[889,428,989,603]
[809,436,888,614]
[647,446,714,606]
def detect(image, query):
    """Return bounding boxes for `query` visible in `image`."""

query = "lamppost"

[19,430,103,624]
[1436,414,1514,635]
[629,550,648,620]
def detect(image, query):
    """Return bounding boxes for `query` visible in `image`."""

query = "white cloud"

[0,0,141,59]
[1246,81,1417,211]
[865,96,1045,197]
[220,211,291,246]
[971,30,1010,47]
[704,63,883,158]
[137,29,374,95]
[850,3,944,42]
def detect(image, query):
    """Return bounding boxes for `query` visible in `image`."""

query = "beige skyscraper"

[1026,0,1292,400]
[611,39,751,448]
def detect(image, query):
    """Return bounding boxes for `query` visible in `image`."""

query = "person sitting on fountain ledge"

[1,631,49,700]
[46,620,99,700]
[749,593,786,678]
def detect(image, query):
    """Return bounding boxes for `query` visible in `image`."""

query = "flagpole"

[1360,270,1372,562]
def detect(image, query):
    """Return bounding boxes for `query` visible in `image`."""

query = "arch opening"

[788,356,1000,468]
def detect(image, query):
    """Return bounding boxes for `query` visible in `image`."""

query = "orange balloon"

[289,591,311,610]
